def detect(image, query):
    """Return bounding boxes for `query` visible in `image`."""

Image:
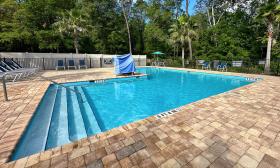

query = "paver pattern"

[0,67,279,168]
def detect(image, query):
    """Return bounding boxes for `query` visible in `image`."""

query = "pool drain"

[155,107,183,119]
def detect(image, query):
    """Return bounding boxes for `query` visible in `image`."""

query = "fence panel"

[0,52,146,70]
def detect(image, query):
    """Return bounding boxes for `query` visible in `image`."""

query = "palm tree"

[169,15,197,68]
[54,8,91,54]
[257,0,280,74]
[168,37,180,58]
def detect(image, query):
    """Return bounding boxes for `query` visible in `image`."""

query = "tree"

[185,0,194,60]
[131,0,147,54]
[120,0,133,54]
[169,15,197,67]
[186,0,189,15]
[0,0,20,51]
[257,0,280,73]
[54,8,91,54]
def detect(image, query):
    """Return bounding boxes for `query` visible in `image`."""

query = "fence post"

[65,57,67,69]
[100,54,103,68]
[43,57,45,70]
[90,58,92,68]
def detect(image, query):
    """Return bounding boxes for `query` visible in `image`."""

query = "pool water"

[11,67,253,160]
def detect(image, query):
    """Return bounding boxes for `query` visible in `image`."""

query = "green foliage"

[0,0,279,74]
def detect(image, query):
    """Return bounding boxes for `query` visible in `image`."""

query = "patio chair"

[158,61,165,67]
[0,59,38,82]
[67,60,76,70]
[217,62,227,72]
[0,63,24,82]
[197,60,205,67]
[56,60,65,70]
[10,59,22,69]
[202,62,211,70]
[3,60,37,76]
[151,61,158,66]
[78,60,87,69]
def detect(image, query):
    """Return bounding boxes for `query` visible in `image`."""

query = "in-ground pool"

[11,67,254,160]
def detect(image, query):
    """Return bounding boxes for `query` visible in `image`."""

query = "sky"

[182,0,197,15]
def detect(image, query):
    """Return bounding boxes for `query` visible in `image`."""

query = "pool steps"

[11,85,58,160]
[75,86,101,136]
[46,87,71,149]
[11,85,101,160]
[67,87,88,141]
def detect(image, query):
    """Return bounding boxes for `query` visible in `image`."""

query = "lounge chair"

[9,59,22,69]
[0,59,38,82]
[78,60,87,69]
[217,62,227,71]
[2,60,37,76]
[202,62,211,70]
[0,63,24,82]
[67,60,76,70]
[56,60,65,70]
[197,60,205,67]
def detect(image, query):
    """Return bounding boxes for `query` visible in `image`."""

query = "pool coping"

[0,67,279,167]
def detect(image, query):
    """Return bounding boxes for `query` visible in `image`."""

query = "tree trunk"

[182,47,185,68]
[186,0,189,16]
[121,3,132,54]
[265,22,273,74]
[212,5,216,26]
[188,33,193,60]
[207,8,212,27]
[74,29,79,54]
[74,39,79,54]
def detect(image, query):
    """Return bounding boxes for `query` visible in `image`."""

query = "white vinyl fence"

[0,52,146,70]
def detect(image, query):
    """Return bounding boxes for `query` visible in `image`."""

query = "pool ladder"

[39,76,85,103]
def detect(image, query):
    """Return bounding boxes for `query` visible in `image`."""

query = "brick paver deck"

[0,67,279,168]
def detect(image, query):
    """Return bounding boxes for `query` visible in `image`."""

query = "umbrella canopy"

[151,51,164,62]
[151,51,164,55]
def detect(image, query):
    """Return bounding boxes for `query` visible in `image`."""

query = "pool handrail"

[39,76,85,103]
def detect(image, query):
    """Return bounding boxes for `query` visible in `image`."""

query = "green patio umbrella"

[151,51,164,61]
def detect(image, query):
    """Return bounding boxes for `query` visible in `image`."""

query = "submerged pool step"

[75,86,102,135]
[46,87,71,149]
[11,84,103,161]
[11,85,58,160]
[67,87,88,141]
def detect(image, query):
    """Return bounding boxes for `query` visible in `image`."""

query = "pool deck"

[0,67,279,168]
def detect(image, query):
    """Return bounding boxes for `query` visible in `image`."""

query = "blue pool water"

[11,67,253,160]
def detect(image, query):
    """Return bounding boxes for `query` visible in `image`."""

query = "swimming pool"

[11,67,253,160]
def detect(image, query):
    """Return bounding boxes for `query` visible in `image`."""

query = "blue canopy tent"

[114,53,136,75]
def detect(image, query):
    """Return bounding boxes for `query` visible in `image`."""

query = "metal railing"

[1,72,25,101]
[39,76,85,103]
[2,73,8,101]
[1,74,85,102]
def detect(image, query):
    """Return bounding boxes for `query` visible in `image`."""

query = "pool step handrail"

[39,76,85,103]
